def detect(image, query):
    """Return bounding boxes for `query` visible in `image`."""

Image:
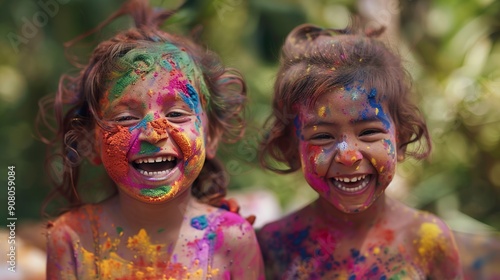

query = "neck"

[115,188,193,232]
[314,194,387,229]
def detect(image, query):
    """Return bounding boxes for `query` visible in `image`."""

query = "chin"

[120,183,191,204]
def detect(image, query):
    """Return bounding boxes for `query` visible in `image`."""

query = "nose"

[334,141,363,166]
[138,118,169,143]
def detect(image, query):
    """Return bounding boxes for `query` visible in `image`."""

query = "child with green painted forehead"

[41,0,263,279]
[257,23,463,279]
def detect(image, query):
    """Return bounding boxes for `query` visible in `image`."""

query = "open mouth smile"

[132,156,178,177]
[331,174,371,193]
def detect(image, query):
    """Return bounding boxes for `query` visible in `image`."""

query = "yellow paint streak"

[417,223,444,266]
[373,247,380,255]
[318,106,326,117]
[371,158,377,166]
[375,107,379,115]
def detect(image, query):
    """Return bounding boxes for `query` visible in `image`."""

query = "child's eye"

[166,112,184,118]
[359,129,384,141]
[113,115,139,126]
[309,133,334,144]
[360,129,379,136]
[166,111,191,123]
[311,133,333,140]
[116,116,135,121]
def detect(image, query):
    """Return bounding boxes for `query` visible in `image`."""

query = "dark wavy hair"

[38,0,246,215]
[259,23,431,173]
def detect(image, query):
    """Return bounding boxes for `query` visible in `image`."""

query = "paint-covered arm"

[416,218,464,279]
[221,212,265,279]
[46,220,78,280]
[430,221,464,279]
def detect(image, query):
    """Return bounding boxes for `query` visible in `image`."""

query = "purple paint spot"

[191,215,208,230]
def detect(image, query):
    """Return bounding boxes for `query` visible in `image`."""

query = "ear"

[206,128,222,159]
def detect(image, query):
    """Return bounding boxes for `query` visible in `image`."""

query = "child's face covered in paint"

[296,83,400,213]
[96,63,210,203]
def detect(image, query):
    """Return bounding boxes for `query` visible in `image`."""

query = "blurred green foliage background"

[1,0,499,234]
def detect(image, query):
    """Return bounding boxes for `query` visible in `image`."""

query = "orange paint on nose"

[146,118,168,142]
[344,150,360,162]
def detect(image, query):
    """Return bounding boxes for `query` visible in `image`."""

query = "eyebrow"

[302,116,384,130]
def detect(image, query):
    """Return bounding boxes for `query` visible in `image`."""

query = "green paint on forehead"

[140,185,172,197]
[107,42,210,105]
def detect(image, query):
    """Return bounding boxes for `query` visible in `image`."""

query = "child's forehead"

[105,43,208,103]
[307,82,383,106]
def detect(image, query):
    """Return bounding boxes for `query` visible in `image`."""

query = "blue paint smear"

[190,215,208,230]
[129,114,153,132]
[366,88,391,129]
[293,116,302,139]
[186,83,201,114]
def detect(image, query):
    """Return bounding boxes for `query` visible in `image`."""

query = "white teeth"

[134,156,176,164]
[138,169,169,176]
[335,175,366,183]
[333,175,369,193]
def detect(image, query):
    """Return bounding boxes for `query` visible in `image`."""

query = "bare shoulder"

[258,203,313,241]
[388,199,463,279]
[188,200,256,243]
[188,201,264,278]
[47,204,104,247]
[389,200,455,238]
[48,206,91,236]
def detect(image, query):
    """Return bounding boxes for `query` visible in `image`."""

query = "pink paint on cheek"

[304,173,329,193]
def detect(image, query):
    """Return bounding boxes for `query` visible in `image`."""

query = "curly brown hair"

[259,23,431,174]
[38,0,246,214]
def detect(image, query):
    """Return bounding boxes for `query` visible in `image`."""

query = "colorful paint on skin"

[97,44,211,203]
[296,84,400,214]
[47,203,263,279]
[101,126,132,184]
[416,222,445,266]
[258,211,459,279]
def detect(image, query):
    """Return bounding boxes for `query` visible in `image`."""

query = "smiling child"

[42,1,263,279]
[257,23,463,279]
